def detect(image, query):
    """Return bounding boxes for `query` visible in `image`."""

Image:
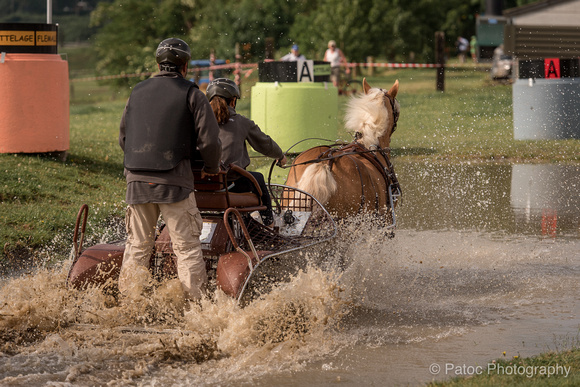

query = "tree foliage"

[0,0,108,15]
[87,0,539,82]
[188,0,483,62]
[90,0,197,86]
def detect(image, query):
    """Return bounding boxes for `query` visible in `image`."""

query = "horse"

[284,78,401,227]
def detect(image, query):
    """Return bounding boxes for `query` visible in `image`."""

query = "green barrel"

[250,61,338,154]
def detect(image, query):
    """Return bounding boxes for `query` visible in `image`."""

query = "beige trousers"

[118,192,206,300]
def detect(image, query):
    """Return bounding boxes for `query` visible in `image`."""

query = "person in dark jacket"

[118,38,221,300]
[206,78,286,227]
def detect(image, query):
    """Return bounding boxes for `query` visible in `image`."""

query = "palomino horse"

[285,78,401,226]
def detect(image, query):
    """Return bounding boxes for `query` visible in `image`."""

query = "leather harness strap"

[318,142,393,187]
[312,142,397,213]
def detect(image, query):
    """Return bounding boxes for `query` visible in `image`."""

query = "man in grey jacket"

[118,38,221,300]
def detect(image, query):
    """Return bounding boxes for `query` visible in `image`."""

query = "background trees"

[88,0,487,79]
[178,0,482,63]
[89,0,197,86]
[1,0,539,81]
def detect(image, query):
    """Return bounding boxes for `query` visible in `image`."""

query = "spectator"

[470,35,478,63]
[456,36,469,63]
[281,44,305,61]
[323,40,348,87]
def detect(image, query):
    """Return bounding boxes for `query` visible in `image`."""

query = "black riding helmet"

[155,38,191,66]
[206,78,241,102]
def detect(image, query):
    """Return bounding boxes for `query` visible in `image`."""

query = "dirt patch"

[1,242,36,276]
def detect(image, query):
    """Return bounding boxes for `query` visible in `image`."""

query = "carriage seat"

[192,162,267,213]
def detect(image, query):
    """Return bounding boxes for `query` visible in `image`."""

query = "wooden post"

[234,43,241,87]
[209,49,215,81]
[367,56,374,76]
[435,31,445,91]
[265,37,274,60]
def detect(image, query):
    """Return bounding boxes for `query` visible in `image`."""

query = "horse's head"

[345,78,400,149]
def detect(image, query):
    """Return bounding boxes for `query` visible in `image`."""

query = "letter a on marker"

[299,61,313,82]
[544,58,560,79]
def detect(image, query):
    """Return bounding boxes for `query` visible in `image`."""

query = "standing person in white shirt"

[324,40,348,88]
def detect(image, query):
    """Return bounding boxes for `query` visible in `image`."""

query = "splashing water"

[1,207,578,385]
[0,231,352,385]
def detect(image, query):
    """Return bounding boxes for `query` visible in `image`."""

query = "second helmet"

[206,78,240,101]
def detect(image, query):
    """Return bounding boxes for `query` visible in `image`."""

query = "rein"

[279,143,390,169]
[275,140,401,197]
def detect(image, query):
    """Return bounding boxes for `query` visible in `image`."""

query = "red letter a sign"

[544,58,560,78]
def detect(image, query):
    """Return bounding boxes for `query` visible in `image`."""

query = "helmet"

[155,38,191,66]
[206,78,241,101]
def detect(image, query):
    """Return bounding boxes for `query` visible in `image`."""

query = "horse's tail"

[296,162,337,205]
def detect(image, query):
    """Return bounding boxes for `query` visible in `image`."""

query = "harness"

[268,88,401,220]
[285,89,401,212]
[314,142,401,212]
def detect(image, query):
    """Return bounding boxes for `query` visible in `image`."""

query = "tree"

[288,0,392,61]
[90,0,197,87]
[90,0,535,81]
[187,0,313,60]
[0,0,109,15]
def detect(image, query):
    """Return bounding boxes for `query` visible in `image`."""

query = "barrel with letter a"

[513,58,580,140]
[251,61,338,153]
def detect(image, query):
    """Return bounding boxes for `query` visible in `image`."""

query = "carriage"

[67,163,337,305]
[67,78,401,305]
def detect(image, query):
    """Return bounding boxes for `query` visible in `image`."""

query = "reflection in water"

[0,162,578,386]
[396,161,580,238]
[511,164,580,238]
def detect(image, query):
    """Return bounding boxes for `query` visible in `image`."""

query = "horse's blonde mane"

[344,88,392,149]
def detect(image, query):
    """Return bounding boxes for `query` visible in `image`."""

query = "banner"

[0,23,58,54]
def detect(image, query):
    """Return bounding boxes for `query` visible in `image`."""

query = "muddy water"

[1,162,579,386]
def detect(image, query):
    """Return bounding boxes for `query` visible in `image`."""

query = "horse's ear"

[363,77,371,94]
[388,80,399,99]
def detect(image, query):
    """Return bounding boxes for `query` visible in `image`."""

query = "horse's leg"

[353,158,395,238]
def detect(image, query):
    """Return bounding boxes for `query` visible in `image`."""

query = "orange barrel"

[0,53,69,153]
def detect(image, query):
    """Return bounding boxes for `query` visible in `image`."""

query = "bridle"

[381,88,399,134]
